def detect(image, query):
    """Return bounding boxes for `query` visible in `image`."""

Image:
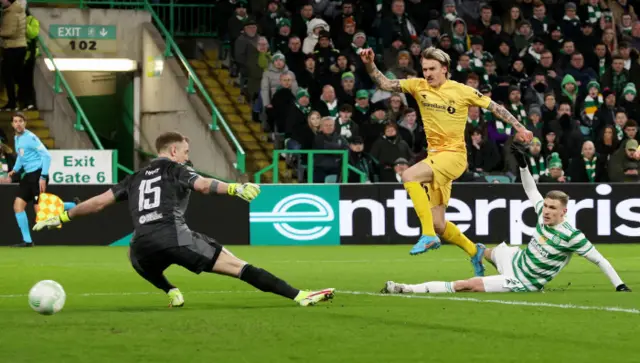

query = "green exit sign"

[49,25,117,40]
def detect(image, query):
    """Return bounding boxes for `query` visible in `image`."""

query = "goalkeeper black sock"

[239,265,300,300]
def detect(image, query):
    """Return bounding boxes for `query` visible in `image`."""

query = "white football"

[28,280,66,315]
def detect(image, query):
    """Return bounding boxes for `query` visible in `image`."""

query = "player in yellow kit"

[361,47,533,276]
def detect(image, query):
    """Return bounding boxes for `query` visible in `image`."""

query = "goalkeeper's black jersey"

[110,158,199,254]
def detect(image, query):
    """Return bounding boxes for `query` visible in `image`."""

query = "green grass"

[1,245,639,362]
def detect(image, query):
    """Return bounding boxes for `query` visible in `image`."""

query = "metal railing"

[37,36,134,175]
[254,150,368,184]
[30,0,246,174]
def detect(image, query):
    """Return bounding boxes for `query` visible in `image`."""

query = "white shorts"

[481,242,527,293]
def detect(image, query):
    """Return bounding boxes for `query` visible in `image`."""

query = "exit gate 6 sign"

[49,150,116,184]
[48,24,117,54]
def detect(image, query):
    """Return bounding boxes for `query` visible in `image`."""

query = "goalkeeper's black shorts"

[129,231,223,275]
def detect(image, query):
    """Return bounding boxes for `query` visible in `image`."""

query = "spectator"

[513,20,534,53]
[336,72,357,106]
[631,21,640,50]
[312,31,341,77]
[303,18,330,55]
[352,89,371,125]
[259,0,286,39]
[521,37,545,75]
[311,0,339,20]
[389,51,415,80]
[541,92,557,123]
[370,123,412,182]
[380,0,418,48]
[524,70,549,107]
[409,42,423,77]
[596,125,620,159]
[335,104,359,140]
[531,1,550,36]
[507,86,528,127]
[451,18,470,54]
[234,18,259,86]
[475,4,494,37]
[439,0,459,34]
[0,141,16,182]
[345,31,369,87]
[331,1,361,41]
[621,120,639,146]
[608,139,640,182]
[261,52,298,115]
[314,85,339,117]
[493,40,513,76]
[609,0,637,25]
[285,36,305,78]
[271,19,293,55]
[528,105,544,140]
[602,28,618,54]
[576,22,599,67]
[619,13,635,37]
[383,32,408,71]
[284,88,312,139]
[361,102,388,152]
[568,140,608,182]
[485,17,510,56]
[614,108,628,142]
[542,129,568,167]
[524,137,548,182]
[312,116,349,183]
[297,54,322,100]
[22,10,38,111]
[560,74,580,114]
[466,105,484,131]
[228,1,250,73]
[0,0,26,110]
[437,34,459,67]
[582,80,603,122]
[420,20,441,49]
[503,5,523,35]
[333,16,358,52]
[343,136,377,183]
[538,50,561,90]
[592,43,611,79]
[386,93,406,123]
[452,53,472,83]
[391,158,410,183]
[467,128,501,174]
[620,83,639,121]
[329,54,356,89]
[398,108,426,154]
[564,52,598,95]
[561,2,582,41]
[557,100,585,160]
[557,40,576,72]
[581,0,603,25]
[268,72,296,134]
[539,152,568,182]
[595,88,617,127]
[289,110,321,153]
[547,24,565,57]
[510,58,528,88]
[618,42,640,78]
[292,3,315,40]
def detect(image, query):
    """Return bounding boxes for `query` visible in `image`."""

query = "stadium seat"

[485,175,511,184]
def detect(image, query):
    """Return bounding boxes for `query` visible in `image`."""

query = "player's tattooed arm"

[365,62,402,92]
[487,101,526,132]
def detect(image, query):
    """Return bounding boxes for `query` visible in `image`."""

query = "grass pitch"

[1,245,639,363]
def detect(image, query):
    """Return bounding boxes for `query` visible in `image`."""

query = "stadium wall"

[2,184,637,247]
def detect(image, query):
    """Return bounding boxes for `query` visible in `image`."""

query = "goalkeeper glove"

[510,141,530,169]
[227,183,261,202]
[616,284,632,292]
[32,211,71,231]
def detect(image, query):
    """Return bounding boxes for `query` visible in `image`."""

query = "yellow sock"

[403,181,436,236]
[442,221,477,257]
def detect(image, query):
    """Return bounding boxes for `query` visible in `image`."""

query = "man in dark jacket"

[467,128,501,173]
[342,136,377,183]
[370,123,412,182]
[568,140,608,182]
[380,0,417,48]
[608,139,640,182]
[312,116,349,183]
[285,88,312,138]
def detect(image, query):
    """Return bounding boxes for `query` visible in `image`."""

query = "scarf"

[295,100,311,116]
[527,46,541,63]
[613,72,629,95]
[533,15,549,33]
[339,119,355,138]
[615,124,624,141]
[452,35,467,54]
[562,87,577,103]
[324,98,338,117]
[482,108,494,124]
[455,64,471,73]
[444,12,458,22]
[236,15,248,22]
[528,153,547,179]
[583,94,603,120]
[510,102,529,125]
[587,5,602,24]
[469,51,490,73]
[563,15,581,23]
[621,26,632,36]
[355,104,369,114]
[599,58,607,77]
[467,117,480,128]
[584,154,597,182]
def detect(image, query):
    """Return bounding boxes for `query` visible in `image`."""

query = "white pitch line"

[1,289,638,315]
[339,290,640,315]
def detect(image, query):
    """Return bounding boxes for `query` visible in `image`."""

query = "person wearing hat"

[330,0,362,40]
[451,17,470,54]
[312,30,341,77]
[352,90,371,125]
[285,88,313,140]
[258,0,286,38]
[233,16,259,83]
[513,20,534,53]
[335,103,359,140]
[537,152,567,183]
[527,105,544,140]
[466,36,492,76]
[336,71,357,106]
[261,52,298,114]
[583,80,603,121]
[302,18,330,55]
[420,20,441,49]
[370,122,412,183]
[521,36,546,75]
[620,83,639,122]
[392,158,410,183]
[270,18,293,55]
[439,0,459,34]
[388,50,415,80]
[228,0,249,49]
[608,139,640,182]
[330,54,356,86]
[343,135,377,183]
[561,2,582,40]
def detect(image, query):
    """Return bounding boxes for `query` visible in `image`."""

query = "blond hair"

[420,47,452,79]
[545,190,570,207]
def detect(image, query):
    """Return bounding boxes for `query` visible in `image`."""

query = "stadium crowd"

[217,0,640,183]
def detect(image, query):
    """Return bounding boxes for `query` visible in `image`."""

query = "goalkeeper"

[33,131,335,307]
[381,141,631,294]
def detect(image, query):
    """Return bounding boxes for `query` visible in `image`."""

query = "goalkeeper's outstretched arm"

[67,190,117,220]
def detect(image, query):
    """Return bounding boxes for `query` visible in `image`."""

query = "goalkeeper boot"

[381,281,408,294]
[409,235,441,255]
[167,288,184,308]
[295,288,335,306]
[470,243,486,277]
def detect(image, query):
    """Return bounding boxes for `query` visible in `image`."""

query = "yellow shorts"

[421,151,467,207]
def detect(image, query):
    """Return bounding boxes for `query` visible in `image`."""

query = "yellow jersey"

[399,78,492,153]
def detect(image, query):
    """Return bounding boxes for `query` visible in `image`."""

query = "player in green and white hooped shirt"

[381,142,631,294]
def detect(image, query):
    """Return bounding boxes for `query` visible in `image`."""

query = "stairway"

[0,110,54,150]
[188,48,293,183]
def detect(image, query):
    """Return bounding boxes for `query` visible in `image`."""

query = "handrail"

[254,150,368,184]
[37,35,134,176]
[29,0,246,174]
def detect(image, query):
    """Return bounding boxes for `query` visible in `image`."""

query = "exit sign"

[49,25,117,40]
